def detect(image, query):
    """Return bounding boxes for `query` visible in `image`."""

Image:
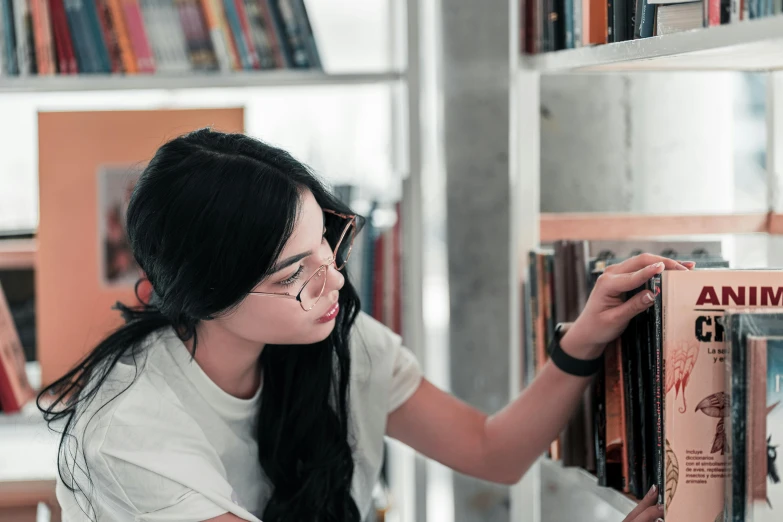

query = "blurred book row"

[520,0,782,53]
[0,0,321,76]
[525,240,783,521]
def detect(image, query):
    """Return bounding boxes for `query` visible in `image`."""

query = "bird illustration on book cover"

[695,392,730,455]
[666,339,700,413]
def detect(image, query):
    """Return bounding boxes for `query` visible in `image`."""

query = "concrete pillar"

[439,2,515,522]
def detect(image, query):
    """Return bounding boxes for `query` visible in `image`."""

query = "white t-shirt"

[56,312,423,522]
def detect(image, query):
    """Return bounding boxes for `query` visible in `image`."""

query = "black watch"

[548,323,604,377]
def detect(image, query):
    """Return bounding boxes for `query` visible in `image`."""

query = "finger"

[602,261,667,295]
[681,260,696,269]
[607,253,688,274]
[633,505,664,522]
[605,288,656,325]
[624,485,658,521]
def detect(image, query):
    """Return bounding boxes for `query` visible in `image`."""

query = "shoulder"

[62,330,239,520]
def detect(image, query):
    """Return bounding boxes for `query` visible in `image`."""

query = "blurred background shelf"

[540,212,777,242]
[0,240,37,270]
[521,16,783,72]
[0,71,405,93]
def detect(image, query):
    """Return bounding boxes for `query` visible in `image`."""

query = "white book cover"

[12,0,29,75]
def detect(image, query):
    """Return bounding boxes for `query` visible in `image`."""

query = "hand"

[623,485,664,522]
[560,254,695,359]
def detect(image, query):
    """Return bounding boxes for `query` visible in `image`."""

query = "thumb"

[608,289,655,325]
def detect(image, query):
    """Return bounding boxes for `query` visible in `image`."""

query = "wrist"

[559,327,606,360]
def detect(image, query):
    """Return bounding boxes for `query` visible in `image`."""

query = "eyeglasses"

[249,209,358,311]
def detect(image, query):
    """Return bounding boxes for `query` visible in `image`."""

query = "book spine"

[41,0,58,73]
[243,0,275,68]
[709,0,722,24]
[30,0,50,74]
[222,0,250,69]
[83,0,112,72]
[54,0,78,73]
[106,0,137,73]
[13,0,30,74]
[233,0,260,68]
[621,315,641,498]
[198,0,231,70]
[572,0,582,46]
[730,0,741,21]
[564,0,574,48]
[95,0,123,72]
[649,274,665,505]
[290,0,317,68]
[612,0,627,41]
[121,0,156,72]
[594,361,608,486]
[62,0,88,72]
[269,0,307,67]
[720,0,732,22]
[634,0,654,38]
[606,0,614,42]
[47,0,64,73]
[1,0,19,74]
[258,0,286,67]
[0,1,5,74]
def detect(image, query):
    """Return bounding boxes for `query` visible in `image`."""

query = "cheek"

[217,297,323,345]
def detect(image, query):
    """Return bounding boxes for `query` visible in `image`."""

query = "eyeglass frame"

[248,209,357,311]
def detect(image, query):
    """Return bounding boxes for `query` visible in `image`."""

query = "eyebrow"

[271,251,312,274]
[271,212,327,274]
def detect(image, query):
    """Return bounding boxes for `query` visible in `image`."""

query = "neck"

[184,324,264,400]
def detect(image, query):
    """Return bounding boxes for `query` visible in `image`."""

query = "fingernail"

[656,518,664,522]
[643,292,655,304]
[647,484,657,497]
[676,263,689,270]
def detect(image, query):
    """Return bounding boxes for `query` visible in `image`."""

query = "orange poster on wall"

[0,282,36,412]
[37,108,244,385]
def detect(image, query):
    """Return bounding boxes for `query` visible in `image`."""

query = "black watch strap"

[548,323,603,377]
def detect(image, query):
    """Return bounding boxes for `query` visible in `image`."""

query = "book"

[0,282,36,413]
[725,312,783,522]
[748,336,783,522]
[662,271,783,522]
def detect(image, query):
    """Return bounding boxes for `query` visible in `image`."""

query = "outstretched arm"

[387,254,692,485]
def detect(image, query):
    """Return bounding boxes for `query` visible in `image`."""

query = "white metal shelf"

[0,70,405,93]
[522,15,783,72]
[540,458,638,518]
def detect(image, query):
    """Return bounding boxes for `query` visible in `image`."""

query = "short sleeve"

[387,344,423,412]
[352,312,423,413]
[73,373,262,522]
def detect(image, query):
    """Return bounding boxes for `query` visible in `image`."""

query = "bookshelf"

[0,71,405,94]
[521,15,783,72]
[540,212,781,242]
[513,8,783,522]
[0,240,37,270]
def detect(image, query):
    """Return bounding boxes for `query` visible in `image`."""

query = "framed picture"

[97,165,143,287]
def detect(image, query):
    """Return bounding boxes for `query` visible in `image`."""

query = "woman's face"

[213,190,345,346]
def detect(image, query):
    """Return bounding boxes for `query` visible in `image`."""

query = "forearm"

[482,330,603,483]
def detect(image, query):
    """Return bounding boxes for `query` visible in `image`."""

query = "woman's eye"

[279,266,305,287]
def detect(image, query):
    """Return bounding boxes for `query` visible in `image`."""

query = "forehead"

[278,190,323,257]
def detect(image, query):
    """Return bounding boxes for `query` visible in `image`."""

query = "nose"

[326,261,345,294]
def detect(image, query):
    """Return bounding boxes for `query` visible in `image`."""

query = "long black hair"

[37,128,363,522]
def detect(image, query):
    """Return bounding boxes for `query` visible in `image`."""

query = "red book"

[52,0,78,73]
[0,284,36,413]
[121,0,156,73]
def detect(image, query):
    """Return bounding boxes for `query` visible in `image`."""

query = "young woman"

[39,129,686,522]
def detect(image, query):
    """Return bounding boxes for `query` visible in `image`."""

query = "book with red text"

[662,270,783,522]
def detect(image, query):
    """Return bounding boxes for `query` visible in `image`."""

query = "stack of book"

[521,0,782,53]
[0,0,321,76]
[526,239,783,520]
